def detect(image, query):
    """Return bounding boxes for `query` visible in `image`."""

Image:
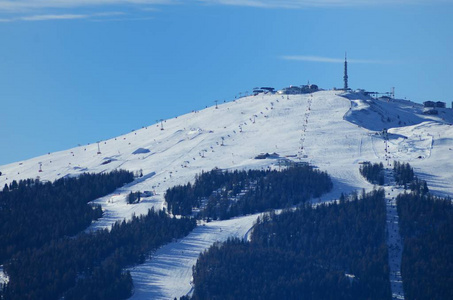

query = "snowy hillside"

[1,90,452,299]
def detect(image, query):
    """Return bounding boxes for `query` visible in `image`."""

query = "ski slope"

[1,90,452,298]
[129,214,259,299]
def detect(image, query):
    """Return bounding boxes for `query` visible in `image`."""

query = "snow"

[129,214,259,300]
[1,90,452,298]
[383,169,405,300]
[0,265,8,287]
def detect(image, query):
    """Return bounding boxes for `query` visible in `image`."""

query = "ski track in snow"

[384,170,405,300]
[385,191,405,300]
[1,91,452,298]
[129,215,259,300]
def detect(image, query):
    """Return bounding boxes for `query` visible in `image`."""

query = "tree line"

[189,189,391,300]
[2,208,196,300]
[393,161,429,194]
[393,161,415,186]
[0,170,197,300]
[397,191,452,299]
[359,162,384,185]
[166,165,333,220]
[0,170,134,264]
[165,168,269,216]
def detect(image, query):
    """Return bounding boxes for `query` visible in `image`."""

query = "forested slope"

[189,189,391,300]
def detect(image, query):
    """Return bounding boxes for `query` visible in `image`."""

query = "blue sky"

[0,0,452,165]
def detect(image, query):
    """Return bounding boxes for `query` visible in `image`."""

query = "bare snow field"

[1,90,452,298]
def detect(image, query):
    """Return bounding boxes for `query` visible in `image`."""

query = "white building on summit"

[278,84,319,95]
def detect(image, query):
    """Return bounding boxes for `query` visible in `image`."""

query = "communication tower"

[344,52,349,90]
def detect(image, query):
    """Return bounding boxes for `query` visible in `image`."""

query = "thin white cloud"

[91,16,154,22]
[21,14,88,21]
[0,11,125,22]
[0,0,447,13]
[0,1,175,13]
[197,0,450,8]
[0,0,448,21]
[281,55,393,64]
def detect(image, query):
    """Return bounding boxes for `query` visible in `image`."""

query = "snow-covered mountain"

[1,90,452,299]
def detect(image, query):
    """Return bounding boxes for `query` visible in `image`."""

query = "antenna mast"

[343,52,349,90]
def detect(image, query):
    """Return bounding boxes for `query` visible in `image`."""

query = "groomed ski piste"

[1,90,452,299]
